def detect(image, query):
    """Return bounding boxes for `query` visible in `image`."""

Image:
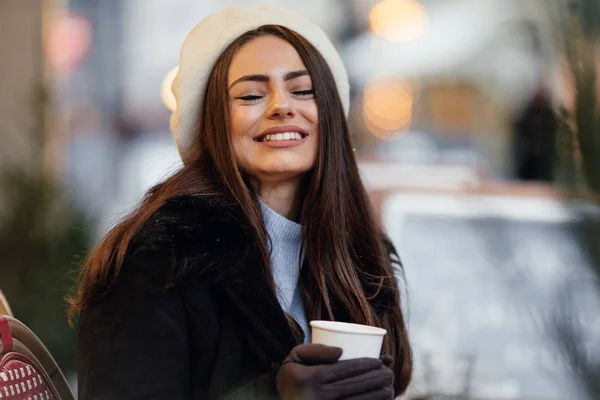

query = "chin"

[258,162,313,179]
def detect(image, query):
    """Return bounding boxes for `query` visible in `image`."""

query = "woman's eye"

[293,89,315,97]
[236,95,262,103]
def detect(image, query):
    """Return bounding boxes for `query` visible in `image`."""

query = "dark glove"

[275,344,394,400]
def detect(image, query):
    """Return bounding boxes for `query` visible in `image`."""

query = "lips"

[254,125,309,142]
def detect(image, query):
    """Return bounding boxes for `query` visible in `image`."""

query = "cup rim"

[310,320,387,336]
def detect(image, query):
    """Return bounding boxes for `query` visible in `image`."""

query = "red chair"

[0,292,74,400]
[0,291,11,318]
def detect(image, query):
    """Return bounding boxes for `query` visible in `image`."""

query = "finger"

[343,386,394,400]
[293,344,343,365]
[380,355,394,369]
[323,367,394,397]
[320,358,383,383]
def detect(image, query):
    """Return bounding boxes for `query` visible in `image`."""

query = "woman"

[71,6,412,399]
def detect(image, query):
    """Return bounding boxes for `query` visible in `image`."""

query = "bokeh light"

[369,0,428,42]
[45,12,93,75]
[363,79,415,139]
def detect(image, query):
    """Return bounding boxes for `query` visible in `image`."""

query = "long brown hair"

[69,25,412,393]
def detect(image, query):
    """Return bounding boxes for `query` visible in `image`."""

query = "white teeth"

[262,132,304,141]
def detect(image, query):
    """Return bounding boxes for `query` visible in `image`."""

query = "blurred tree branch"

[556,0,600,195]
[0,166,89,373]
[553,1,600,398]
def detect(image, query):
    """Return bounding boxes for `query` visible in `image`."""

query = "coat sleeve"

[76,249,194,400]
[224,368,280,400]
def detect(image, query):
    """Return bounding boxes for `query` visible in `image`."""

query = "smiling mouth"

[255,132,308,142]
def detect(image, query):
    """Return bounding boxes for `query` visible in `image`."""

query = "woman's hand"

[275,344,394,400]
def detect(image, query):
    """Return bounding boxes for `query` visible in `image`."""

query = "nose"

[267,89,295,120]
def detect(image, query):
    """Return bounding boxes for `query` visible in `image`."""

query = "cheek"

[304,103,319,160]
[304,102,319,126]
[311,106,319,124]
[228,111,246,165]
[309,134,319,163]
[229,109,245,141]
[230,106,263,139]
[229,108,260,172]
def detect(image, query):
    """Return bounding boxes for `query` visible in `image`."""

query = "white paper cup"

[310,320,387,360]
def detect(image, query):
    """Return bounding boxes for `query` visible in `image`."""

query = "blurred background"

[1,0,599,398]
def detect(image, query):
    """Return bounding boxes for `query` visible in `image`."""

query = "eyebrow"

[229,70,310,89]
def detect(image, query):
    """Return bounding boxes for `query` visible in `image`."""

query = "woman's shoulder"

[125,194,256,285]
[135,194,254,249]
[134,194,247,244]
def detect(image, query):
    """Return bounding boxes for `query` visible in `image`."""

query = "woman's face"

[228,35,319,186]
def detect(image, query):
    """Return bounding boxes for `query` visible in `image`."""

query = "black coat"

[76,195,397,399]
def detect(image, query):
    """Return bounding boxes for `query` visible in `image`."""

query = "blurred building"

[345,0,564,180]
[0,0,44,170]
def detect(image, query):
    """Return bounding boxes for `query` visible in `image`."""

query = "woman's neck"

[255,179,302,221]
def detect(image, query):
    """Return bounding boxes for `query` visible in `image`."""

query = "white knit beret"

[170,6,350,164]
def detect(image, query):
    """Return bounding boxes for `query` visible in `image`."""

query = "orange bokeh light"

[369,0,428,42]
[363,79,415,139]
